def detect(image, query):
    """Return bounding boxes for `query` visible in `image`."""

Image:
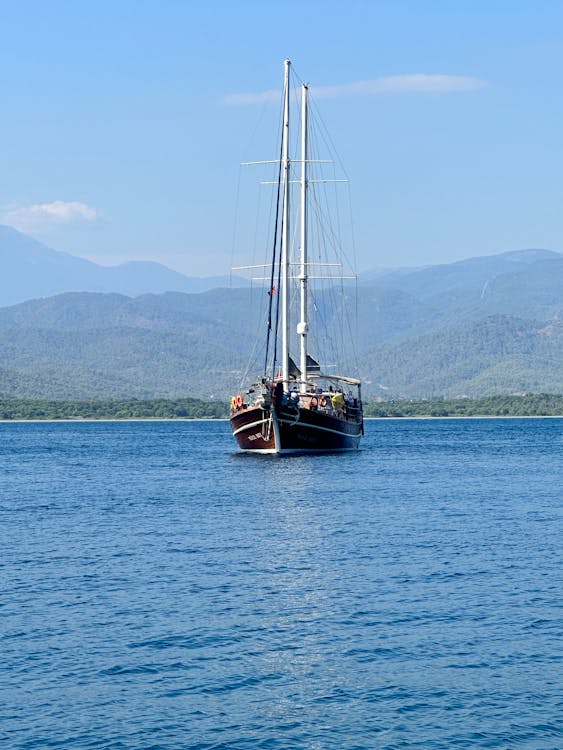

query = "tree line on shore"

[0,393,562,420]
[363,393,563,417]
[0,398,227,420]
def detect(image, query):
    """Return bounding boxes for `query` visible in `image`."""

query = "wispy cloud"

[2,200,100,233]
[316,74,486,97]
[224,73,486,105]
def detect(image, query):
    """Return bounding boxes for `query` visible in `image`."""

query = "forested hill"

[362,315,563,398]
[0,247,562,400]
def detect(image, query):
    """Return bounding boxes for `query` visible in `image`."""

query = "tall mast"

[281,58,291,387]
[298,83,309,393]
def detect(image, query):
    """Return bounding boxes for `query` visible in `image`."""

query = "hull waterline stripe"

[236,448,278,454]
[278,446,357,454]
[237,446,356,454]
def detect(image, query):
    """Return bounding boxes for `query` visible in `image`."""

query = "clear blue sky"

[2,0,563,275]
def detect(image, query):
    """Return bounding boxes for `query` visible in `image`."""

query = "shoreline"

[366,414,563,420]
[0,417,228,423]
[1,415,562,424]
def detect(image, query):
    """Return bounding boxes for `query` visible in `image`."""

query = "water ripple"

[0,418,561,749]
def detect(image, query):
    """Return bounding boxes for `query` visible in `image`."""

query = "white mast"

[298,83,309,393]
[281,58,291,387]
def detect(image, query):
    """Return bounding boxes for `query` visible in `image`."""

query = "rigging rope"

[264,99,285,379]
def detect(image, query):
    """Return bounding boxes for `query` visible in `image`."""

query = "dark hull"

[231,404,362,454]
[230,406,276,453]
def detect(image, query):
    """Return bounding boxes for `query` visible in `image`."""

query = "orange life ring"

[236,394,243,408]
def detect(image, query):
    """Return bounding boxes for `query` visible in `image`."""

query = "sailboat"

[230,59,364,454]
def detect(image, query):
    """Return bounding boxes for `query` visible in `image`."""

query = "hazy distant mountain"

[0,224,246,305]
[359,248,563,299]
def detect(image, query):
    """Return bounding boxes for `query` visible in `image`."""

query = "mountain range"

[0,225,562,400]
[0,224,246,305]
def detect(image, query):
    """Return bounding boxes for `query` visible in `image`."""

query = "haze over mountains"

[0,225,244,304]
[1,225,562,400]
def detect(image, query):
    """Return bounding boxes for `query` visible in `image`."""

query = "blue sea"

[1,418,561,750]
